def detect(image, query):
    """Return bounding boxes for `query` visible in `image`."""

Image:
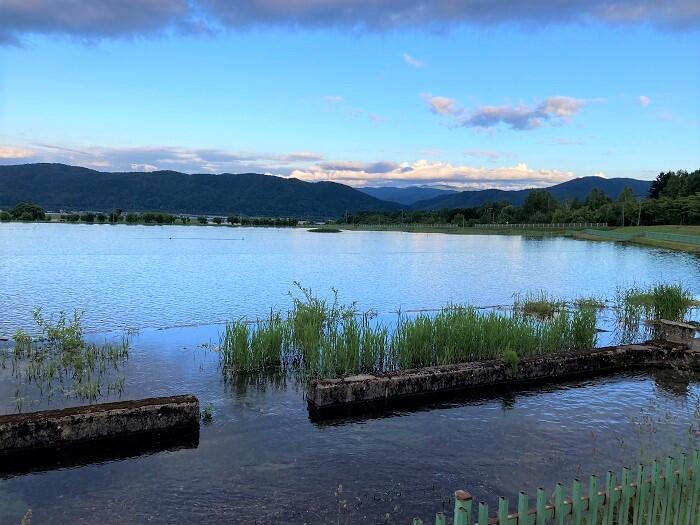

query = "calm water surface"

[1,224,699,524]
[1,223,699,333]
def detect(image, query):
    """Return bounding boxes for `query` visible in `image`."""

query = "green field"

[338,224,700,252]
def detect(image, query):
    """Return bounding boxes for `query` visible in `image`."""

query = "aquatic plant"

[215,283,696,380]
[216,285,609,380]
[614,284,697,342]
[514,291,563,319]
[6,308,131,409]
[201,403,214,423]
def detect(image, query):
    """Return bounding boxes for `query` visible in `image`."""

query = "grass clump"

[624,284,695,321]
[393,305,597,370]
[216,283,696,380]
[514,291,563,320]
[6,308,131,409]
[615,284,697,343]
[308,227,341,233]
[201,403,214,424]
[217,285,601,380]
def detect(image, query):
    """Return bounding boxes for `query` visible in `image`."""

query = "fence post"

[589,475,600,524]
[498,497,510,525]
[518,492,529,525]
[454,490,472,525]
[536,489,546,525]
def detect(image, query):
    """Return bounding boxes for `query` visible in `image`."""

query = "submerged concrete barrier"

[308,344,696,414]
[0,395,199,453]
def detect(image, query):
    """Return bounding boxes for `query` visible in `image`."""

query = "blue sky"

[0,1,698,189]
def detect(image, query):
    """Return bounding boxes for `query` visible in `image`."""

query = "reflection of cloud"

[3,0,697,45]
[425,95,589,130]
[289,160,575,189]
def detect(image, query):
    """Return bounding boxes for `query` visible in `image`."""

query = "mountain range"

[0,163,652,217]
[410,176,651,210]
[358,186,458,205]
[0,163,400,218]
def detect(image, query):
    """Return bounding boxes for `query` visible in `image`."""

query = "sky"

[0,1,699,190]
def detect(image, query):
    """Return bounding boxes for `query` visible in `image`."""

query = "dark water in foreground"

[1,225,700,523]
[1,326,700,524]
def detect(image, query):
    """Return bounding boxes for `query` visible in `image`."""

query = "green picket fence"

[416,451,700,525]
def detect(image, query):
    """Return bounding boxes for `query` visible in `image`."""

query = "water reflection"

[0,427,200,479]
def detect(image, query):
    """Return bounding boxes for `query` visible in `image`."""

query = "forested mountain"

[412,177,651,210]
[0,163,400,218]
[359,186,457,205]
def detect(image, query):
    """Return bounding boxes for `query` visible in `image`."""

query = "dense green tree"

[11,202,45,221]
[617,187,637,226]
[585,188,611,209]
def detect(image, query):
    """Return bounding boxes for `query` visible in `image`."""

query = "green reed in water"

[6,308,131,409]
[615,284,697,343]
[218,284,605,379]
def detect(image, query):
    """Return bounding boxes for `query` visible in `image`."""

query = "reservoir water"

[1,223,699,524]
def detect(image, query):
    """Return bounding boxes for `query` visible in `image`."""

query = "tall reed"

[217,284,695,380]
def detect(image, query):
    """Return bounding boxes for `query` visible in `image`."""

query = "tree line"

[343,170,700,227]
[0,205,298,227]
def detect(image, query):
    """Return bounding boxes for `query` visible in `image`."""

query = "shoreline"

[337,223,700,253]
[2,220,699,252]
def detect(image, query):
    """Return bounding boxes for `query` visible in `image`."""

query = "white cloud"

[1,142,578,191]
[593,171,608,178]
[638,95,651,107]
[402,53,425,68]
[422,94,460,116]
[0,143,324,174]
[289,160,575,189]
[0,146,33,158]
[425,95,589,130]
[463,149,512,160]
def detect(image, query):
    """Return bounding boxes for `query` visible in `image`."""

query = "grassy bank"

[218,284,697,380]
[569,225,700,252]
[337,224,700,252]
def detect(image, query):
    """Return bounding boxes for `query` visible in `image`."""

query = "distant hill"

[359,186,458,205]
[0,163,401,218]
[412,177,652,210]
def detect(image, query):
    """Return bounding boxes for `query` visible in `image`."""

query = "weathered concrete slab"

[0,395,199,453]
[657,319,697,346]
[308,345,689,414]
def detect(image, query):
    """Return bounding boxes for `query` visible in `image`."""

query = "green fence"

[416,451,700,525]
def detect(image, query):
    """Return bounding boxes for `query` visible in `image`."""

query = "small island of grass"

[308,227,342,233]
